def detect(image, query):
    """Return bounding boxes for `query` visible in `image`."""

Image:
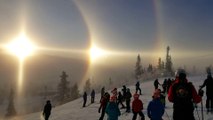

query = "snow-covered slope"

[5,75,213,120]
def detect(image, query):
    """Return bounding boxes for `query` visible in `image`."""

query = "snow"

[3,75,213,120]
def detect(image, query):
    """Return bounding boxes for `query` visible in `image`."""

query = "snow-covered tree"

[5,88,16,117]
[58,71,70,102]
[135,54,143,80]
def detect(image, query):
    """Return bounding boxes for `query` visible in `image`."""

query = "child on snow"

[147,89,165,120]
[105,96,121,120]
[132,93,145,120]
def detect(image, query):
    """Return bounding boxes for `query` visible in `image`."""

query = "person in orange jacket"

[132,93,145,120]
[168,69,202,120]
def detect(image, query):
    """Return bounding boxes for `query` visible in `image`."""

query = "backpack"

[172,82,194,109]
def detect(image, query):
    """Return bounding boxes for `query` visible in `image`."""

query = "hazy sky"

[0,0,213,70]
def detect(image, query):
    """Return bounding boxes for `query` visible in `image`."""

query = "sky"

[2,76,213,120]
[0,0,213,70]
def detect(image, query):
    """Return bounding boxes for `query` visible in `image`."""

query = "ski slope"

[4,75,213,120]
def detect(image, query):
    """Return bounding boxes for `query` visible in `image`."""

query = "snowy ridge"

[4,76,213,120]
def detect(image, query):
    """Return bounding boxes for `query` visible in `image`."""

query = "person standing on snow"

[147,89,165,120]
[99,92,110,120]
[117,91,125,109]
[125,88,132,113]
[91,89,95,103]
[200,74,213,113]
[135,81,142,95]
[83,91,87,107]
[168,69,202,120]
[43,100,52,120]
[105,96,121,120]
[132,93,145,120]
[154,79,161,90]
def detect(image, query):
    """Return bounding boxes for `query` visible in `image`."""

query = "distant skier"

[162,79,167,93]
[122,85,127,101]
[147,89,165,120]
[99,92,110,120]
[168,69,202,120]
[111,88,118,100]
[132,93,145,120]
[43,100,52,120]
[125,88,132,112]
[154,79,160,90]
[200,74,213,113]
[105,96,121,120]
[135,81,142,95]
[100,87,105,102]
[117,91,125,109]
[91,89,95,103]
[83,91,87,107]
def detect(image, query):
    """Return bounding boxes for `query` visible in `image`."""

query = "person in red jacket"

[98,92,110,120]
[168,69,202,120]
[132,93,145,120]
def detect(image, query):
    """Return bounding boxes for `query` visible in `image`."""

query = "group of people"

[82,89,96,107]
[97,69,212,120]
[42,69,212,120]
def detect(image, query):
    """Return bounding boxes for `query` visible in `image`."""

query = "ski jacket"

[132,99,143,112]
[168,78,201,104]
[100,95,110,110]
[105,102,121,120]
[125,91,132,101]
[147,98,164,120]
[43,103,52,115]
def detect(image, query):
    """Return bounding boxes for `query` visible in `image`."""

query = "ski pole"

[194,104,200,120]
[164,109,170,120]
[201,97,204,120]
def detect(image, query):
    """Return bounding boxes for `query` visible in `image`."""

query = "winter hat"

[133,93,139,99]
[110,96,116,102]
[153,89,160,99]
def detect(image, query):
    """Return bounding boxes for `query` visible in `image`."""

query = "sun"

[6,33,36,60]
[89,44,107,63]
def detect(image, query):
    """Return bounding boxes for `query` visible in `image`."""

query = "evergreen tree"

[165,46,173,76]
[70,83,80,100]
[58,71,70,102]
[84,78,91,93]
[5,88,16,117]
[147,64,153,73]
[135,54,143,80]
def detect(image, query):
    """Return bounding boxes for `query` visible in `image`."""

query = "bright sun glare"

[90,44,107,63]
[6,33,36,60]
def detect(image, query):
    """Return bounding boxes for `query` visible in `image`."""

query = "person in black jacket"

[43,100,52,120]
[83,91,87,107]
[200,74,213,113]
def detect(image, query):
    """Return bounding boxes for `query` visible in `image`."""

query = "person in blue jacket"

[105,96,121,120]
[147,89,165,120]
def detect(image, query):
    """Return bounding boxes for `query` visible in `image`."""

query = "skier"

[154,79,160,90]
[168,69,202,120]
[43,100,52,120]
[99,92,110,120]
[200,74,213,113]
[105,96,121,120]
[147,89,165,120]
[135,81,142,95]
[122,85,127,101]
[91,89,95,103]
[100,87,105,102]
[117,91,125,109]
[83,91,87,107]
[162,79,167,93]
[132,93,145,120]
[125,88,132,112]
